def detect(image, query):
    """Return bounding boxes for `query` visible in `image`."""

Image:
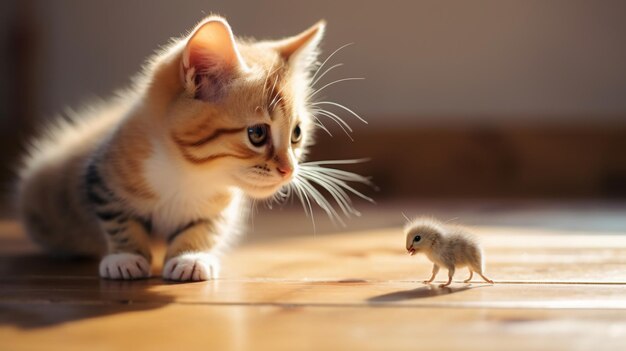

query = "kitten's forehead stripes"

[172,127,246,147]
[172,126,257,164]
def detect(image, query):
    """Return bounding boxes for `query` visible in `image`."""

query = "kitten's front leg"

[163,220,220,281]
[98,217,152,280]
[86,163,152,279]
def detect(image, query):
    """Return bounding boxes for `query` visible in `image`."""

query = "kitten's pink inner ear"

[275,20,326,62]
[183,18,248,75]
[182,18,248,101]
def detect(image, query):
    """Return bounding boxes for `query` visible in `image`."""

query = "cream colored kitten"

[17,16,369,281]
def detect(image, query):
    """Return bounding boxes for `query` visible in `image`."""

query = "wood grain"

[1,211,626,350]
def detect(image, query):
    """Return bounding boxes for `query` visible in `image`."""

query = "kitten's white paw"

[99,253,151,280]
[163,253,219,281]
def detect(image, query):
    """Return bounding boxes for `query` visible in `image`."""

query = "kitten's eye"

[291,124,302,144]
[413,235,421,243]
[248,124,269,147]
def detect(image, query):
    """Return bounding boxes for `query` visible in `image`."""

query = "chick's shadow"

[367,284,473,303]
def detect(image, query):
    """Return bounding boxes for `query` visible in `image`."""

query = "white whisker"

[293,179,317,233]
[298,178,346,226]
[401,212,411,223]
[312,101,367,124]
[268,74,280,106]
[299,171,358,217]
[269,94,284,111]
[311,43,354,82]
[309,77,365,99]
[299,167,375,204]
[302,158,371,166]
[312,119,333,137]
[302,166,372,185]
[312,109,353,141]
[312,108,353,132]
[311,63,344,87]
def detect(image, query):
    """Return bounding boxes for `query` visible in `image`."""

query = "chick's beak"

[407,246,416,256]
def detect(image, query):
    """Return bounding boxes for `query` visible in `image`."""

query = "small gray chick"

[404,217,494,288]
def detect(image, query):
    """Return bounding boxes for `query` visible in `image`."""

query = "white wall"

[17,0,626,125]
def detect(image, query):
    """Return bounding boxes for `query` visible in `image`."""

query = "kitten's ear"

[181,17,248,101]
[273,20,326,71]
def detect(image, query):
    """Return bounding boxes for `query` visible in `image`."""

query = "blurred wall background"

[1,0,625,200]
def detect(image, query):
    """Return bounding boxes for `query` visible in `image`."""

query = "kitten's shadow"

[367,283,472,303]
[0,253,176,329]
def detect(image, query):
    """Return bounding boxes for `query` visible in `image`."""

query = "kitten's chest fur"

[139,140,241,237]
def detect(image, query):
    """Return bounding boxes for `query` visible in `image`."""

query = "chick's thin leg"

[439,266,455,288]
[464,268,473,283]
[423,264,439,284]
[478,272,494,284]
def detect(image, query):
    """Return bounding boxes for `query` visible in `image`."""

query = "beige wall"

[5,0,626,126]
[2,1,626,197]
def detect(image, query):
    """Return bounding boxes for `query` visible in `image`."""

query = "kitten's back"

[17,98,132,256]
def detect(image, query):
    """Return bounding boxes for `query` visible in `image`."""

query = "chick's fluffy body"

[405,218,493,287]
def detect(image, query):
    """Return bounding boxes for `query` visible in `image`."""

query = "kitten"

[17,16,370,281]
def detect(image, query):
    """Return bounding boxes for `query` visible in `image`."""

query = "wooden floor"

[1,202,626,350]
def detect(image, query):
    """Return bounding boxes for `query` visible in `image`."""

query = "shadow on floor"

[0,254,176,329]
[367,284,472,303]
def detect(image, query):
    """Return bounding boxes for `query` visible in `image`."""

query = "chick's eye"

[248,124,269,147]
[413,235,421,243]
[291,124,302,144]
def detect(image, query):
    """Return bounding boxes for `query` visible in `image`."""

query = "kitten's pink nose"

[274,154,294,178]
[277,164,293,178]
